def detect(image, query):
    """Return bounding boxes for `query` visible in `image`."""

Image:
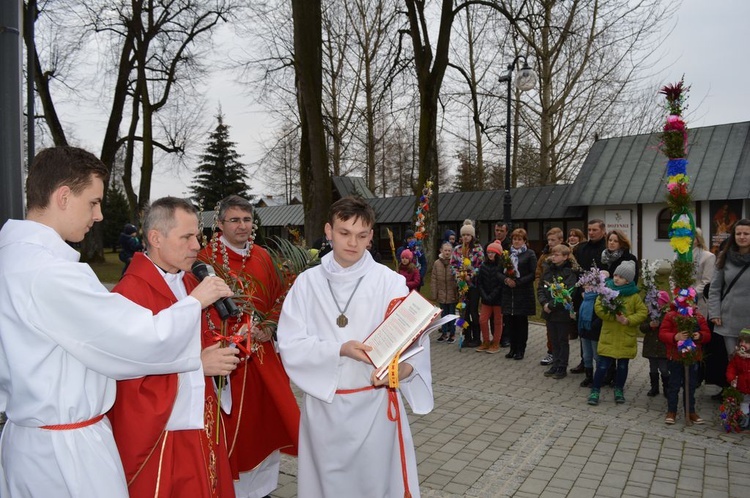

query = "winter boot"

[647,372,660,397]
[570,361,585,374]
[661,374,670,399]
[580,367,593,387]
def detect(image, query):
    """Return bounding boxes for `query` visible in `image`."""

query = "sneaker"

[436,334,446,342]
[446,336,456,344]
[587,389,600,406]
[665,412,676,424]
[543,367,557,377]
[475,342,490,352]
[614,388,625,404]
[487,344,501,354]
[689,413,704,425]
[553,368,567,380]
[540,353,554,366]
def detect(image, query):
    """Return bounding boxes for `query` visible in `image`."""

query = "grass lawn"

[88,251,123,285]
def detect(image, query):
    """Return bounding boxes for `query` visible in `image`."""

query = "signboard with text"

[605,210,632,241]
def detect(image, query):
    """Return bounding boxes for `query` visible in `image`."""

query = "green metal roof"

[567,121,750,206]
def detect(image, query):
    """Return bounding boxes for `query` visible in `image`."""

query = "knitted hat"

[124,223,137,235]
[613,260,636,283]
[443,229,456,240]
[460,219,475,237]
[739,328,750,343]
[487,242,503,257]
[400,249,414,261]
[656,290,671,307]
[404,229,415,239]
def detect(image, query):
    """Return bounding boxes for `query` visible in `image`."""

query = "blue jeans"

[592,356,629,390]
[440,302,457,337]
[581,338,599,369]
[667,361,699,413]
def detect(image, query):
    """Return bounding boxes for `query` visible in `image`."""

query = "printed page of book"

[374,313,458,379]
[363,291,442,370]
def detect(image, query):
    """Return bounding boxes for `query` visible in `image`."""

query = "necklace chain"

[327,277,364,328]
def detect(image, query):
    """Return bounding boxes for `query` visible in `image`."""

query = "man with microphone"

[0,147,234,498]
[109,196,240,497]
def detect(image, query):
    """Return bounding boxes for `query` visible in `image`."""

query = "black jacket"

[502,248,538,316]
[478,260,504,306]
[537,260,580,323]
[575,237,606,271]
[604,250,640,283]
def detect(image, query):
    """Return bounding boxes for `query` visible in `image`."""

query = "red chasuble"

[108,252,235,498]
[199,240,300,477]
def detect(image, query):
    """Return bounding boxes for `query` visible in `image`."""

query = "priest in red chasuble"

[109,197,239,498]
[198,195,300,498]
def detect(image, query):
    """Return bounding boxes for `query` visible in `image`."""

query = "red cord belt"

[335,386,412,498]
[40,413,105,430]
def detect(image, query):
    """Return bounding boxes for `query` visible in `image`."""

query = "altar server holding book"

[277,196,433,498]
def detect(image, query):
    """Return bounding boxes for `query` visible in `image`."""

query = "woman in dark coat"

[601,229,639,281]
[502,228,537,360]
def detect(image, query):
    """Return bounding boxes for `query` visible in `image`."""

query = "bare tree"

[255,122,302,204]
[502,0,675,184]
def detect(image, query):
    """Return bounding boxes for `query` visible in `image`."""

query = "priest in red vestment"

[109,197,239,498]
[198,195,300,498]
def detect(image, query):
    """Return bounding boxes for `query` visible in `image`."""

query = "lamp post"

[498,55,536,229]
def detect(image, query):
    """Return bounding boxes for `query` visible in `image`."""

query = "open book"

[363,290,458,380]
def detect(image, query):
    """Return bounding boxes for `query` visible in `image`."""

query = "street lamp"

[498,55,536,229]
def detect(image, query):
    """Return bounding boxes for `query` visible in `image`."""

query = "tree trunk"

[292,0,331,241]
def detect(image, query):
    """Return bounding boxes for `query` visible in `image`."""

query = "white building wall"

[590,202,713,264]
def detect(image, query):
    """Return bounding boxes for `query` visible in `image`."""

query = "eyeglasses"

[222,217,253,225]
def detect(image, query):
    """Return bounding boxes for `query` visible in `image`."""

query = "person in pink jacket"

[398,249,421,292]
[727,328,750,428]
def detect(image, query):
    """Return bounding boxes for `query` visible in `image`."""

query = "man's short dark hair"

[587,218,605,230]
[217,195,254,221]
[142,197,198,249]
[328,196,376,227]
[494,222,508,229]
[26,147,109,211]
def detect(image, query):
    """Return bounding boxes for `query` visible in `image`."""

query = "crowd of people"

[1,145,749,498]
[404,217,750,428]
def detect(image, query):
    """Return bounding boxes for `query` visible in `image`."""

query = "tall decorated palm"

[660,79,700,426]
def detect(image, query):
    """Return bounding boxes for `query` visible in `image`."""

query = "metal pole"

[0,0,25,226]
[26,0,35,168]
[503,63,514,230]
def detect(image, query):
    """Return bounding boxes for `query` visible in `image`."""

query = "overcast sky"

[61,0,750,201]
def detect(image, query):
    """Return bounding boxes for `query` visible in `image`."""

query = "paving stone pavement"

[272,322,750,497]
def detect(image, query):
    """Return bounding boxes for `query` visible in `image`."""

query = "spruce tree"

[190,113,250,210]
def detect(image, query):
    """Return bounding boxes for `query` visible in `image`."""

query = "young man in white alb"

[277,196,433,497]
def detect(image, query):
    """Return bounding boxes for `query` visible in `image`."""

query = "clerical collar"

[144,252,184,277]
[220,235,249,256]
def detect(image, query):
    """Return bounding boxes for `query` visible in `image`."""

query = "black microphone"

[191,261,240,320]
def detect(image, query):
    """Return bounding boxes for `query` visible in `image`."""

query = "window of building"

[657,208,671,240]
